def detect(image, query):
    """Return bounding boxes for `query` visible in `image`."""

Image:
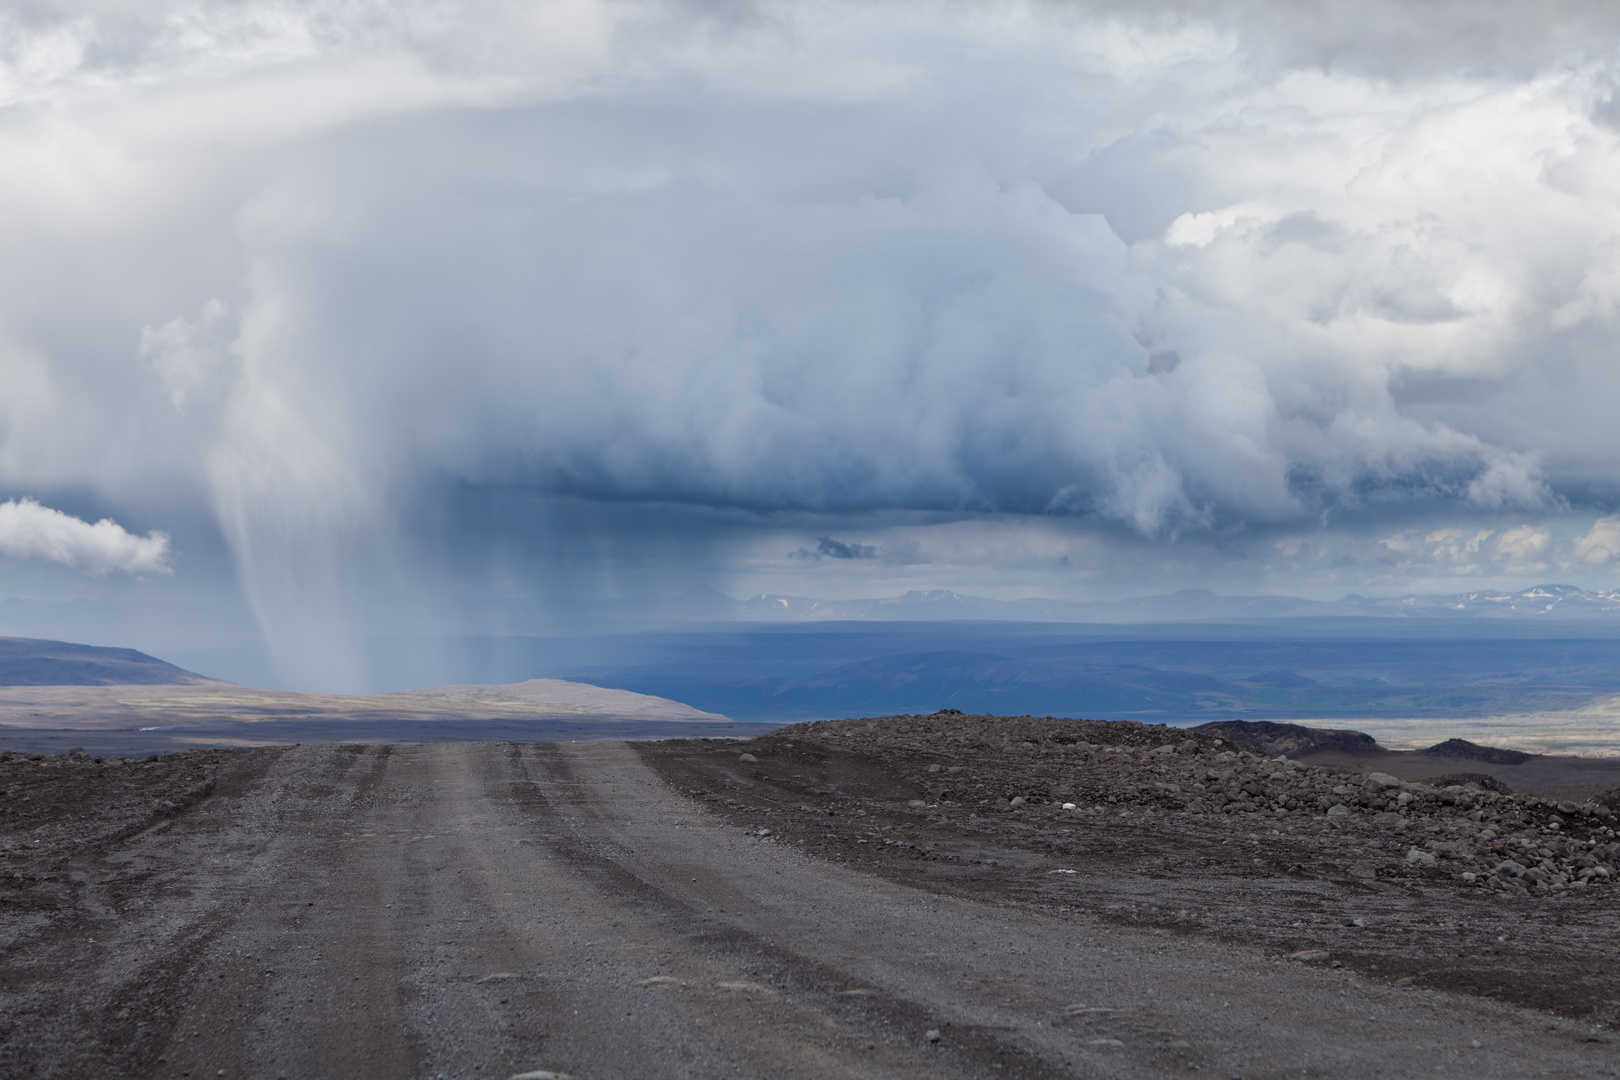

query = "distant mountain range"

[660,583,1620,624]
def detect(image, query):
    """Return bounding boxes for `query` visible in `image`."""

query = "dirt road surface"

[4,741,1616,1079]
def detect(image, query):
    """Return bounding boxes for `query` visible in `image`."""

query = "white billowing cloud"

[1574,517,1620,564]
[4,1,1620,677]
[1374,524,1564,575]
[1495,524,1554,564]
[0,498,171,573]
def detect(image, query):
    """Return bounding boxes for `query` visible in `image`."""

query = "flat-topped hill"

[0,637,212,686]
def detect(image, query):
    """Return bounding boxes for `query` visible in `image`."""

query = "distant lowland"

[545,622,1620,755]
[8,599,1620,761]
[463,585,1620,757]
[0,635,771,757]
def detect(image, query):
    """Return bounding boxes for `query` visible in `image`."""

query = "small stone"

[738,753,758,763]
[1326,804,1351,817]
[1286,949,1330,961]
[1062,802,1077,811]
[927,764,941,773]
[1405,848,1438,869]
[925,1029,941,1043]
[1009,796,1027,807]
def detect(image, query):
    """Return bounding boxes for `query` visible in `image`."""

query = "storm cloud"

[4,0,1620,682]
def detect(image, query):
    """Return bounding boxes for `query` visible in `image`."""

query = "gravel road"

[5,740,1616,1079]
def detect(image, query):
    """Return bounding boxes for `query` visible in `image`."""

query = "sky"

[4,0,1620,688]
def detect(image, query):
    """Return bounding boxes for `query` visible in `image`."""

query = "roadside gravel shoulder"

[638,711,1620,1029]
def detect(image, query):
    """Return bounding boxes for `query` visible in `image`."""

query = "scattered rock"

[734,711,1618,904]
[738,753,758,763]
[925,1029,941,1042]
[1405,849,1438,869]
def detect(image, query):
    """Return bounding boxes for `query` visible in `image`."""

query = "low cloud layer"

[794,537,879,561]
[0,499,170,574]
[3,1,1620,681]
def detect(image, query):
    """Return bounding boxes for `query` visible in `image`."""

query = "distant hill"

[1195,719,1620,795]
[0,637,212,686]
[1192,720,1381,756]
